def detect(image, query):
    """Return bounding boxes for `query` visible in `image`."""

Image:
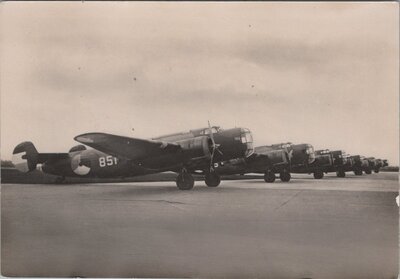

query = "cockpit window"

[202,126,220,135]
[306,145,314,154]
[241,128,254,157]
[306,145,316,163]
[240,128,253,143]
[319,149,330,155]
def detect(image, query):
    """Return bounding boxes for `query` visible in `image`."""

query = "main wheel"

[374,168,380,173]
[313,171,324,179]
[279,172,291,182]
[364,169,372,175]
[336,170,346,178]
[205,172,221,187]
[176,173,194,190]
[264,171,276,183]
[354,169,363,176]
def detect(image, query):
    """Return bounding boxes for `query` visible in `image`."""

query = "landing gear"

[279,171,291,182]
[374,168,380,173]
[176,170,194,190]
[313,171,324,179]
[264,171,276,183]
[364,169,372,175]
[354,169,363,175]
[336,170,346,178]
[54,176,65,183]
[205,171,221,187]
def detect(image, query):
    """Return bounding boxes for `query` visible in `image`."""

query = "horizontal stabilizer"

[12,142,39,172]
[12,142,69,173]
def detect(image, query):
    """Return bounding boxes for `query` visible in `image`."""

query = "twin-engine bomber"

[12,125,254,190]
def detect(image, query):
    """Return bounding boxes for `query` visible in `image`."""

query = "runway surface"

[2,173,399,278]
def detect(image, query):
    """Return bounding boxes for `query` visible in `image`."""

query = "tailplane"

[12,142,39,172]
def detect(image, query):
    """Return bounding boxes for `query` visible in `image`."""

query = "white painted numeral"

[99,156,118,167]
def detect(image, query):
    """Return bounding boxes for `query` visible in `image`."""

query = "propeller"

[208,121,223,172]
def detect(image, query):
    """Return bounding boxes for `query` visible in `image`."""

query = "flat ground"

[1,173,399,278]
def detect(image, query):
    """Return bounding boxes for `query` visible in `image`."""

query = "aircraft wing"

[248,148,289,166]
[74,132,181,160]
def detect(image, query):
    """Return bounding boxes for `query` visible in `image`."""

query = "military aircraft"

[363,157,377,174]
[315,149,352,178]
[348,155,369,175]
[214,142,315,183]
[373,159,383,173]
[12,125,254,190]
[362,157,387,174]
[290,149,335,179]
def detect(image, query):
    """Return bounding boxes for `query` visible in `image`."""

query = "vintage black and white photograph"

[1,2,399,278]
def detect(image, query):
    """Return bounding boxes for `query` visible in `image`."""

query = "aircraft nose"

[306,145,316,164]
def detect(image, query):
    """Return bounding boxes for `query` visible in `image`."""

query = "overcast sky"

[1,2,398,165]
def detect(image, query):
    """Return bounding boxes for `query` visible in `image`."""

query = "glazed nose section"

[240,128,254,157]
[306,145,316,164]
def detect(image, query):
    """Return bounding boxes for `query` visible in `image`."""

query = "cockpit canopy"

[196,126,222,135]
[272,142,293,149]
[305,144,316,163]
[316,149,331,155]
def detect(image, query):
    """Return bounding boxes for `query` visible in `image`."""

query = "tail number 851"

[99,156,118,167]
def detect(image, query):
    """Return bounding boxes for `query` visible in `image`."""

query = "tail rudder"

[12,142,39,173]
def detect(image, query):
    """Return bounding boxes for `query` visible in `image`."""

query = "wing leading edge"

[74,132,181,161]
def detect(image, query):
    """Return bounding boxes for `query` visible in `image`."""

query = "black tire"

[176,173,194,190]
[313,171,324,179]
[364,169,372,175]
[354,169,363,176]
[279,172,291,182]
[264,171,276,183]
[205,172,221,187]
[336,170,346,178]
[374,168,380,173]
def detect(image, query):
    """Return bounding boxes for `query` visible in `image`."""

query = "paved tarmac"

[1,173,399,278]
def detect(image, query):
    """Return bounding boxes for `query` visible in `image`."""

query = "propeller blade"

[208,121,216,145]
[208,121,216,172]
[215,147,223,156]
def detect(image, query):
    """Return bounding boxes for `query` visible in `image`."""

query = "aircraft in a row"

[12,125,388,189]
[215,145,388,182]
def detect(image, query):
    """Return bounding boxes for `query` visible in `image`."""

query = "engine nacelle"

[70,153,91,176]
[315,154,333,167]
[69,145,87,153]
[331,150,346,166]
[361,158,370,168]
[350,155,362,167]
[265,149,289,165]
[175,136,213,160]
[291,144,315,166]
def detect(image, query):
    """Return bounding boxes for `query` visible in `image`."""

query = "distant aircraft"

[290,149,335,179]
[294,151,388,178]
[214,143,316,182]
[346,155,374,175]
[292,150,374,178]
[360,157,387,174]
[12,124,254,190]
